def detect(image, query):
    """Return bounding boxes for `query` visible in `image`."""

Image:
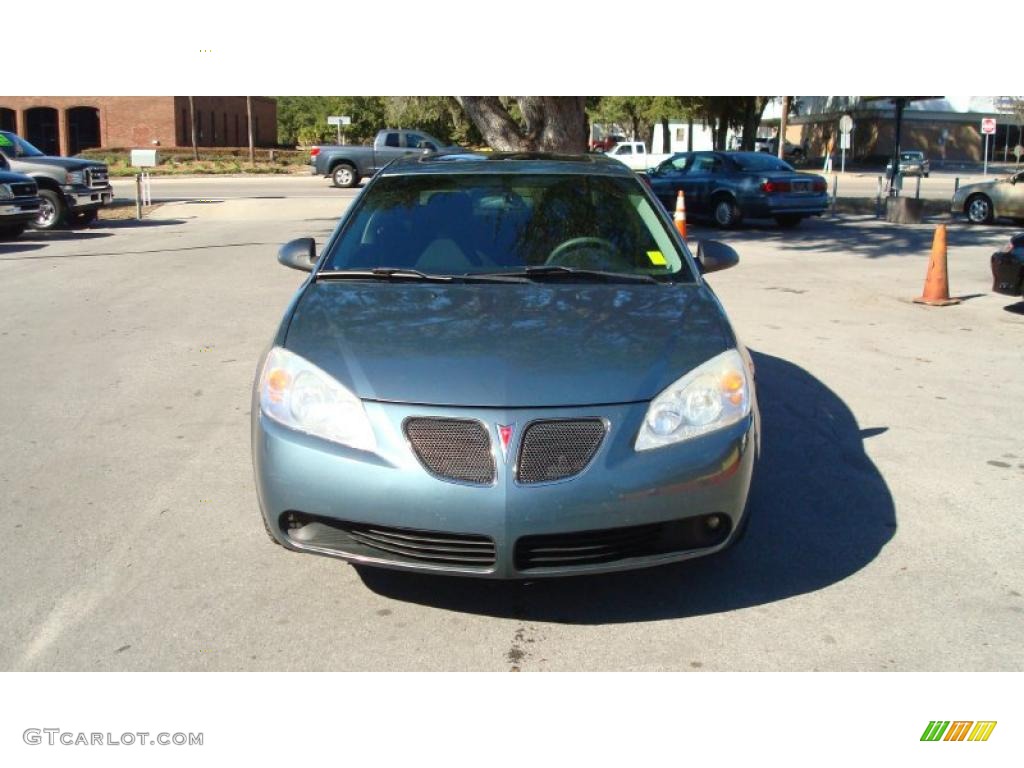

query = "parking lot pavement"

[0,202,1021,672]
[109,174,361,204]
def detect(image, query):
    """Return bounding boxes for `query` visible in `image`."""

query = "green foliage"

[383,97,483,147]
[276,97,387,146]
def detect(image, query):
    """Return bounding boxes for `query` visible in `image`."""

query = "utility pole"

[189,96,198,161]
[777,96,791,159]
[246,96,255,165]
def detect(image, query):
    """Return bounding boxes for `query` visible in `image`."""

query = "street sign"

[327,116,352,126]
[981,118,997,135]
[1015,145,1024,161]
[839,114,853,134]
[130,149,158,167]
[840,134,850,150]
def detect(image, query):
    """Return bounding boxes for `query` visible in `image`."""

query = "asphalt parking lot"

[1,188,1021,671]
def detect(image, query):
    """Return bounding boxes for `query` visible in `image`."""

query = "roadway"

[1,194,1021,672]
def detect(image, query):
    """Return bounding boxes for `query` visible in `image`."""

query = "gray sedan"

[252,153,759,578]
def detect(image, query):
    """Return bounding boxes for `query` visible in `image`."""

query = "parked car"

[0,152,41,240]
[590,134,625,153]
[253,152,759,578]
[990,232,1024,298]
[603,141,671,171]
[951,169,1024,224]
[757,138,805,161]
[885,150,930,178]
[0,130,113,230]
[645,150,829,228]
[310,128,454,188]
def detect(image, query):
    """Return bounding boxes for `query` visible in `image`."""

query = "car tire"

[331,163,359,188]
[965,194,994,225]
[774,214,803,228]
[712,196,740,228]
[69,210,98,228]
[924,172,930,178]
[33,189,66,230]
[0,222,27,240]
[261,513,286,549]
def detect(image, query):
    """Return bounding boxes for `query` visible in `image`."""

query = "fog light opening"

[705,514,723,531]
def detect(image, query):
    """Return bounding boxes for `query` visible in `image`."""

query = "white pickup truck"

[602,141,671,171]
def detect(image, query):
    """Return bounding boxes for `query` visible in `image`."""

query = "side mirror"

[278,237,316,272]
[693,239,739,274]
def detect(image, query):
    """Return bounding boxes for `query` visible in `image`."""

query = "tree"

[276,97,386,146]
[188,96,198,160]
[778,96,791,159]
[384,97,482,147]
[455,97,588,152]
[246,96,255,164]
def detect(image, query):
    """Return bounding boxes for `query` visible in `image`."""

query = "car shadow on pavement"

[1003,300,1024,315]
[356,350,897,623]
[688,216,1009,260]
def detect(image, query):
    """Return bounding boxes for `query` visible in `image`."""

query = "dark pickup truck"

[0,130,113,230]
[310,129,452,188]
[0,152,41,240]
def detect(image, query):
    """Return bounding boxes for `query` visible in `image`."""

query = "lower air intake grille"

[284,513,496,569]
[404,417,495,485]
[516,419,606,484]
[514,517,731,571]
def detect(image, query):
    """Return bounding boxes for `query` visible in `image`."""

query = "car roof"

[378,151,636,178]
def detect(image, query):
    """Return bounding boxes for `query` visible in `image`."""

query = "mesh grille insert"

[405,418,495,485]
[517,419,606,484]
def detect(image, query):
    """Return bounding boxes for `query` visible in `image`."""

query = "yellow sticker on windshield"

[647,250,667,266]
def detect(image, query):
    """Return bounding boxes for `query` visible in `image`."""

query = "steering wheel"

[545,236,626,269]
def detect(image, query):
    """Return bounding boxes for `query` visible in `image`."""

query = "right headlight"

[0,184,12,200]
[635,349,751,451]
[257,346,376,453]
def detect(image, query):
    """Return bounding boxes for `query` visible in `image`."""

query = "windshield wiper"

[480,265,659,284]
[316,267,530,284]
[317,267,454,282]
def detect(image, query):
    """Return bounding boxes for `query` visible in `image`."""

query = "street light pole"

[890,97,906,197]
[246,96,255,165]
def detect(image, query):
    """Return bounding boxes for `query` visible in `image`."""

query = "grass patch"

[79,147,310,177]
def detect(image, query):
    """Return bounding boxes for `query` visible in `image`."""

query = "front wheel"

[775,214,803,228]
[33,189,66,230]
[0,222,27,240]
[69,210,99,228]
[331,164,359,188]
[965,194,994,224]
[712,197,740,228]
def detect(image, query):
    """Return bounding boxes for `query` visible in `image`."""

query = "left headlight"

[258,346,376,452]
[65,170,86,186]
[635,349,751,451]
[0,184,12,200]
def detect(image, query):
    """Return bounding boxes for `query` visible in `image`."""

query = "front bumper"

[64,184,113,211]
[253,397,759,578]
[0,197,41,223]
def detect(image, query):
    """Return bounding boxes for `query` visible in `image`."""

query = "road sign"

[839,114,853,134]
[840,134,850,150]
[328,116,352,126]
[981,118,997,135]
[1015,145,1024,161]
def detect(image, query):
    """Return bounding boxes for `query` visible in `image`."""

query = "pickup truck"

[0,130,113,230]
[0,152,41,240]
[603,141,670,172]
[310,129,452,188]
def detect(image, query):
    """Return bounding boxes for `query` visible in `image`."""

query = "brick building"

[0,97,277,156]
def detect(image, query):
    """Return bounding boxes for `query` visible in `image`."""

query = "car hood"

[284,282,734,407]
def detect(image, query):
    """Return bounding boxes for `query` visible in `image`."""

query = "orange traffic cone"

[674,190,687,240]
[913,224,961,306]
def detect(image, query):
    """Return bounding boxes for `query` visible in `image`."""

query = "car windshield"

[729,153,794,172]
[322,173,695,281]
[0,131,45,158]
[901,152,923,161]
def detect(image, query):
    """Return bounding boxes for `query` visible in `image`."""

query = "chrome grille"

[86,166,109,188]
[404,418,495,485]
[10,182,36,198]
[516,419,606,484]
